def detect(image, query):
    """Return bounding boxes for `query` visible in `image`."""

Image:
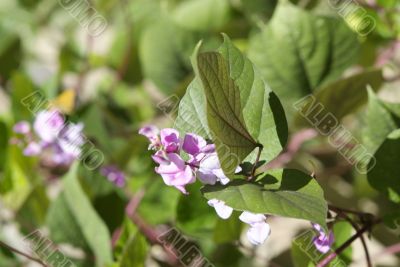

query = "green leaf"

[201,169,328,231]
[196,51,258,174]
[368,129,400,204]
[217,34,288,164]
[11,72,36,121]
[306,69,383,121]
[17,185,49,234]
[362,89,400,154]
[174,78,212,139]
[184,35,288,174]
[248,2,359,121]
[114,218,148,267]
[176,183,216,237]
[172,0,231,31]
[62,163,113,266]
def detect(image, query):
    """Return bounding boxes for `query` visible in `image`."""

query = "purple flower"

[58,122,84,158]
[139,125,160,149]
[101,166,126,187]
[23,142,42,156]
[34,110,65,143]
[160,128,180,153]
[13,121,30,134]
[182,133,207,155]
[312,223,334,254]
[155,153,195,194]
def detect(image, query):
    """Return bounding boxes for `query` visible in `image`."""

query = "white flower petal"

[239,211,266,224]
[207,199,233,219]
[247,222,271,246]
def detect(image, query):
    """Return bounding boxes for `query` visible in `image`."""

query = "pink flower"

[101,165,126,187]
[160,128,180,153]
[34,110,64,142]
[182,133,207,155]
[155,153,195,194]
[23,142,42,156]
[139,125,160,149]
[58,122,84,158]
[13,121,30,134]
[312,223,334,254]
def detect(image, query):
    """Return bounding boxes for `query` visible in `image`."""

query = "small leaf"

[201,169,328,231]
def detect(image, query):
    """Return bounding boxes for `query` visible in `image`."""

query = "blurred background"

[0,0,399,266]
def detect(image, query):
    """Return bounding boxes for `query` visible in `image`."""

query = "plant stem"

[249,145,263,180]
[0,241,48,267]
[333,209,372,267]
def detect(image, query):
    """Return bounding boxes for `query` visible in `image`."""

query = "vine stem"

[0,240,48,267]
[316,218,382,267]
[330,207,372,267]
[249,145,263,180]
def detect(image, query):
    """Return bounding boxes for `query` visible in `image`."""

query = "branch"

[0,241,48,267]
[330,207,372,267]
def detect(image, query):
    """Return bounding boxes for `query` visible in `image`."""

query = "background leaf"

[248,2,359,121]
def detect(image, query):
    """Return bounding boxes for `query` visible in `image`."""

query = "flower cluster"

[139,125,271,245]
[12,109,84,167]
[139,125,239,194]
[312,223,334,253]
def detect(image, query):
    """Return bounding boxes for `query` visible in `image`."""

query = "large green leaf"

[217,34,288,163]
[196,51,258,174]
[362,89,400,154]
[201,169,328,231]
[368,129,400,204]
[248,2,359,120]
[61,163,113,266]
[178,36,287,174]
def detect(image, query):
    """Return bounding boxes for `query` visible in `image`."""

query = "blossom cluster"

[13,109,84,167]
[139,125,238,194]
[139,125,270,245]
